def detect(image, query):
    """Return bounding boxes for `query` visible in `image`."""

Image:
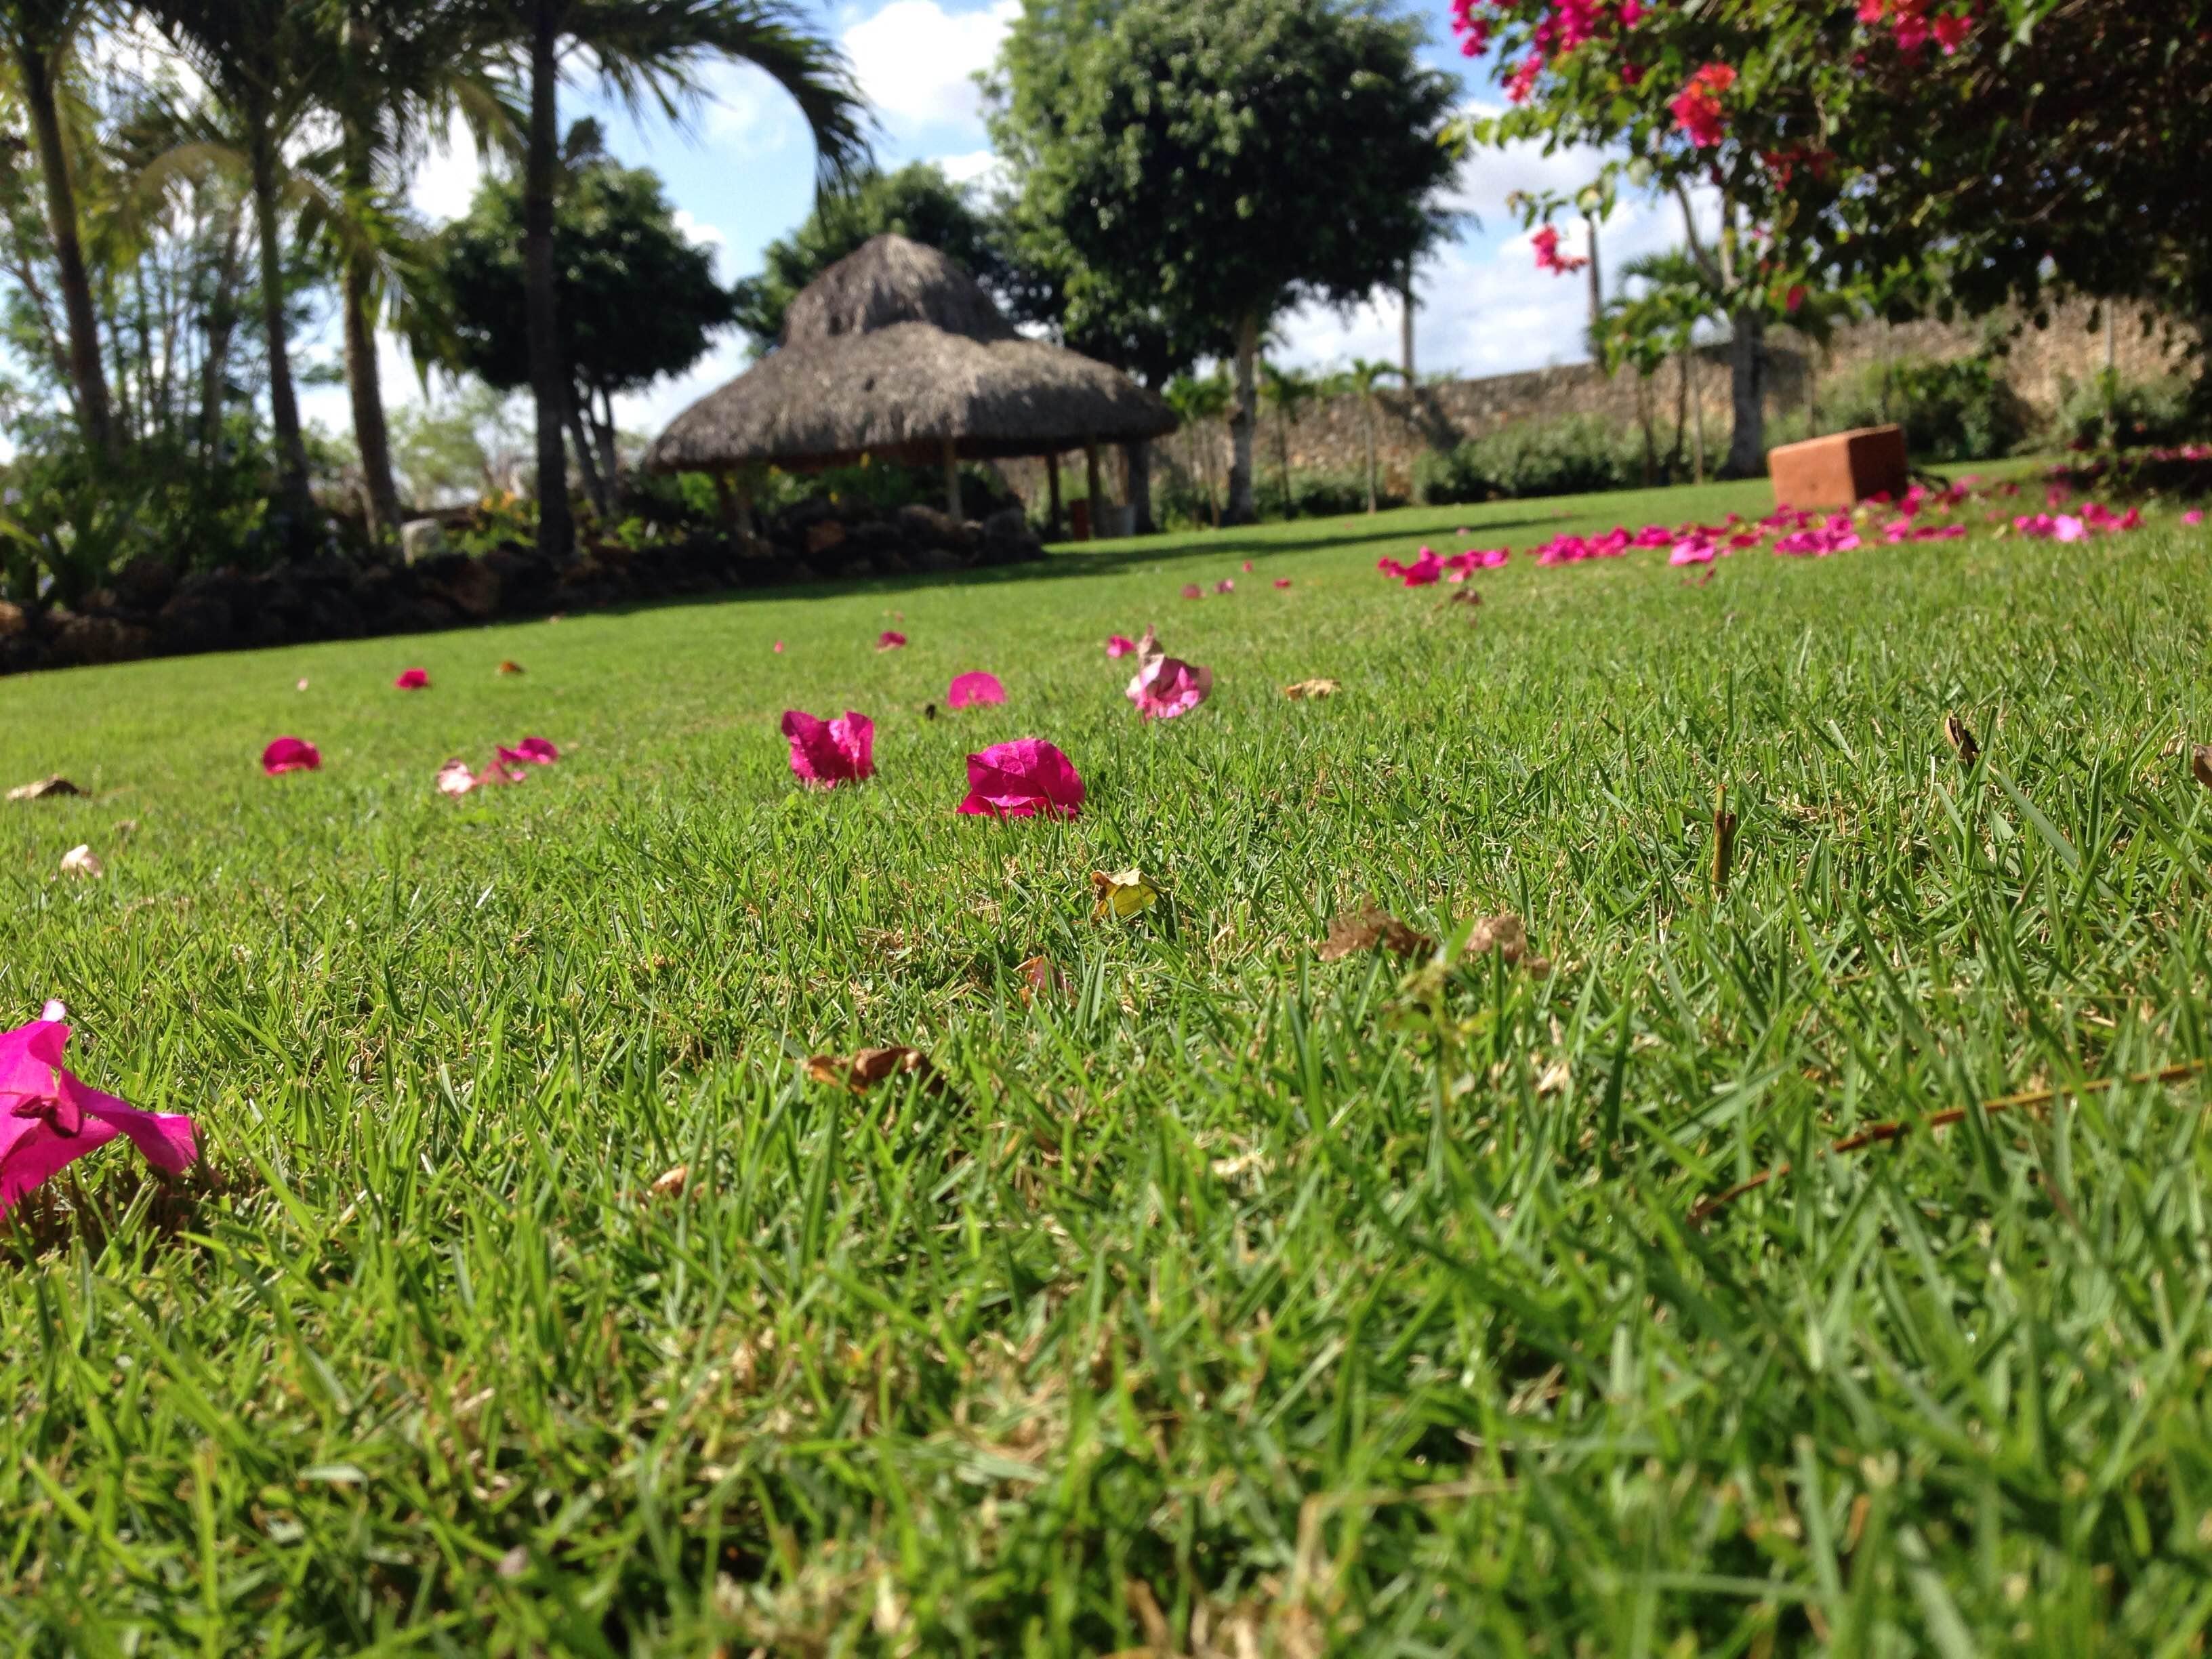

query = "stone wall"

[1000,298,2194,508]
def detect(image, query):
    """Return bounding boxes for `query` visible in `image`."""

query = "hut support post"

[1046,451,1063,539]
[1085,441,1104,518]
[942,436,962,523]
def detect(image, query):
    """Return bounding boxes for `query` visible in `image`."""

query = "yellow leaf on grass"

[1091,868,1161,920]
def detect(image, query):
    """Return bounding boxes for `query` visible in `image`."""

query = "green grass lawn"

[7,478,2212,1655]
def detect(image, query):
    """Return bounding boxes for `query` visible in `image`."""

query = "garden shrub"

[1414,415,1643,504]
[1820,354,2034,462]
[2050,370,2200,452]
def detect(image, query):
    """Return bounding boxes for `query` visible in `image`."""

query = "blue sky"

[304,0,1700,438]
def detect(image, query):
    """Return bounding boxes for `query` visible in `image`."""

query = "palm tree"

[1164,371,1232,525]
[493,0,867,564]
[1342,358,1402,513]
[0,0,113,455]
[149,0,331,533]
[1257,361,1314,518]
[309,1,512,544]
[1610,251,1724,483]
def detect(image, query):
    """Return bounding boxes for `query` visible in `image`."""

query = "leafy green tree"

[1599,249,1723,484]
[1257,361,1316,514]
[150,0,331,531]
[432,131,737,514]
[1340,358,1402,514]
[480,0,867,563]
[1163,370,1231,525]
[1460,1,2212,468]
[987,0,1454,524]
[732,162,1027,351]
[0,0,112,455]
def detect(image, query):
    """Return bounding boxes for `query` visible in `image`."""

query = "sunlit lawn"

[6,475,2212,1654]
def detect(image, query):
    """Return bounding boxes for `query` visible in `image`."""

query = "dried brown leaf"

[1283,678,1340,701]
[2192,745,2212,791]
[1943,713,1980,766]
[1017,954,1069,1004]
[649,1164,688,1197]
[8,775,83,800]
[1318,906,1433,962]
[497,659,525,676]
[1713,806,1739,895]
[806,1045,944,1094]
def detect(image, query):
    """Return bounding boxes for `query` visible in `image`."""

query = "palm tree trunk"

[1363,398,1378,513]
[342,136,403,547]
[566,391,609,516]
[525,0,575,562]
[18,41,114,458]
[1225,312,1258,525]
[201,205,245,457]
[1724,306,1766,476]
[1692,352,1708,485]
[250,133,315,531]
[1673,352,1689,482]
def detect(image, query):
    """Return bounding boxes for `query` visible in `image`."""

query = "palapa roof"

[642,234,1176,474]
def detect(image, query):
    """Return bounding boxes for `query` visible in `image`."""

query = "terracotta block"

[1767,424,1910,511]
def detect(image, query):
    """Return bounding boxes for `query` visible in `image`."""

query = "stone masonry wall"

[1000,298,2194,508]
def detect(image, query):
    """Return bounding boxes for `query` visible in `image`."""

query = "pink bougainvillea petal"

[1123,626,1214,722]
[1274,578,1292,588]
[773,640,785,653]
[947,672,1007,710]
[1181,583,1203,600]
[1214,578,1235,594]
[876,631,907,651]
[436,758,479,797]
[394,668,430,690]
[957,738,1084,819]
[0,1014,197,1218]
[782,710,875,786]
[497,736,559,766]
[1105,635,1138,657]
[1241,560,1253,573]
[262,737,321,775]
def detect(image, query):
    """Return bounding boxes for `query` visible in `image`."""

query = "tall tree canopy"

[1457,0,2212,469]
[731,162,1029,351]
[989,0,1456,522]
[433,129,737,512]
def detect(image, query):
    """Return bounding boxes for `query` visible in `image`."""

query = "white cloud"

[411,112,491,225]
[842,0,1019,136]
[702,61,808,153]
[934,148,1000,188]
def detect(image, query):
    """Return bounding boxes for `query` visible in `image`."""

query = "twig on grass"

[1689,1060,2207,1225]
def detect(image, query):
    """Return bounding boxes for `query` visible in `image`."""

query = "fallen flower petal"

[947,671,1007,709]
[1273,578,1292,589]
[497,736,560,766]
[1284,678,1340,700]
[1181,583,1204,600]
[649,1164,688,1198]
[1125,627,1213,722]
[782,710,875,786]
[497,660,525,676]
[1214,578,1235,594]
[436,758,480,797]
[8,775,83,801]
[59,844,102,879]
[876,630,907,651]
[262,737,321,775]
[0,1010,198,1219]
[1091,867,1161,920]
[1017,954,1069,1004]
[394,668,430,690]
[1105,634,1138,657]
[773,640,784,653]
[957,738,1084,819]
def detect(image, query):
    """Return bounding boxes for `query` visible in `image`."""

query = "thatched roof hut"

[642,235,1175,523]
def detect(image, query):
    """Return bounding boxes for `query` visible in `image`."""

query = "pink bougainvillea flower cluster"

[957,739,1084,819]
[394,666,430,690]
[947,671,1006,709]
[1670,63,1736,148]
[1532,224,1589,276]
[262,736,321,775]
[1378,547,1445,586]
[1124,627,1214,722]
[876,630,907,651]
[1105,634,1139,657]
[781,710,876,786]
[1858,0,1975,57]
[1,1003,198,1220]
[438,737,560,798]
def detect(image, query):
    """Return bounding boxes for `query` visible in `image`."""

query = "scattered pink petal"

[1669,538,1717,566]
[1105,635,1139,657]
[773,640,785,653]
[394,668,430,690]
[1214,579,1235,594]
[947,671,1007,710]
[1181,583,1203,600]
[1124,626,1214,722]
[957,738,1084,819]
[2184,509,2205,527]
[436,758,480,798]
[782,710,875,786]
[1377,548,1443,586]
[295,678,308,692]
[497,736,560,766]
[0,1011,197,1219]
[1241,560,1253,573]
[876,631,907,651]
[1274,578,1292,589]
[262,737,321,775]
